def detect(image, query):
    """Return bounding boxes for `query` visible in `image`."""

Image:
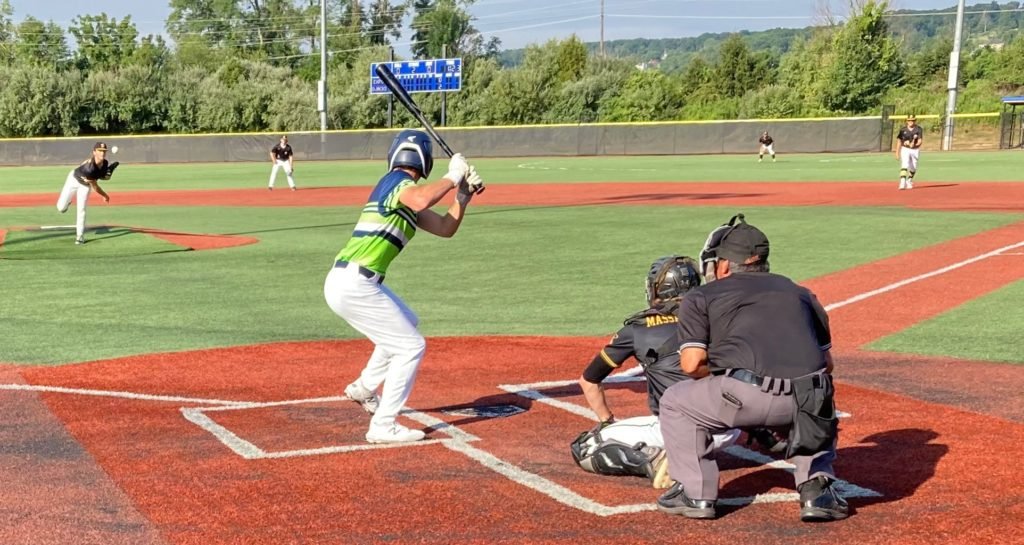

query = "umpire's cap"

[716,216,770,264]
[93,142,109,151]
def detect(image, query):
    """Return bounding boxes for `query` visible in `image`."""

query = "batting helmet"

[645,255,701,306]
[387,129,434,178]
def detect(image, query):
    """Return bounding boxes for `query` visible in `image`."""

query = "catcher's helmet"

[646,255,701,305]
[387,129,434,178]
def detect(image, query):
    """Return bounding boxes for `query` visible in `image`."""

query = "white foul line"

[0,383,251,406]
[824,240,1024,312]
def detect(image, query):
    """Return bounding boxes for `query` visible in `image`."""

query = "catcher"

[896,114,923,190]
[571,256,753,488]
[56,142,118,245]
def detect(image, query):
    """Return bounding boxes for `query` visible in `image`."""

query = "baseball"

[111,146,119,155]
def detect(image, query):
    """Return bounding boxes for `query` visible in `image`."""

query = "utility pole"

[318,0,328,132]
[942,0,966,151]
[600,0,605,57]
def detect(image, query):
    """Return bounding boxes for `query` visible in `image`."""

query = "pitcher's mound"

[0,225,257,259]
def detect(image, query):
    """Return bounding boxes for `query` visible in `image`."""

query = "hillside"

[497,1,1024,71]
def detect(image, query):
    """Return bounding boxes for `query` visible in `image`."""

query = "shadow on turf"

[717,428,947,518]
[224,221,355,236]
[421,382,647,428]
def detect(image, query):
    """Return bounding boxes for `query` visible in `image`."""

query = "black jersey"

[582,308,690,416]
[678,272,831,379]
[72,157,109,185]
[272,143,294,161]
[897,126,923,148]
[759,135,774,146]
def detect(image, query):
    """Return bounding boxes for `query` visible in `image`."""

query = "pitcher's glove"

[103,161,120,180]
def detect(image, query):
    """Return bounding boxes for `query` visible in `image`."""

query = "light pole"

[319,0,328,132]
[942,0,966,151]
[600,0,605,57]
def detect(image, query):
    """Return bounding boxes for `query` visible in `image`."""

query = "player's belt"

[335,260,384,283]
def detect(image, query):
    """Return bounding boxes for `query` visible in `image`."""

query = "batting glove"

[445,153,470,186]
[465,166,485,194]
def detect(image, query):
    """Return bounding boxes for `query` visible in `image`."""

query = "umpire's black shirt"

[677,272,831,378]
[583,308,690,415]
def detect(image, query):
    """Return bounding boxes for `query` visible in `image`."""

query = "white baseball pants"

[595,415,741,452]
[56,170,91,239]
[324,264,426,430]
[269,160,295,189]
[900,147,920,173]
[760,144,775,156]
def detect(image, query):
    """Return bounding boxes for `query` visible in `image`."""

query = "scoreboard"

[370,58,463,95]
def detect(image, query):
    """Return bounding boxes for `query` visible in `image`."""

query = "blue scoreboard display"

[370,58,463,95]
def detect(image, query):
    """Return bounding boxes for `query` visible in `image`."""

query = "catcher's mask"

[645,255,701,307]
[699,212,749,281]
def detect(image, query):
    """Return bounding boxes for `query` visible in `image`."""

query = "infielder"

[268,135,296,191]
[896,114,923,190]
[758,131,776,163]
[324,129,484,444]
[56,142,117,245]
[571,256,785,488]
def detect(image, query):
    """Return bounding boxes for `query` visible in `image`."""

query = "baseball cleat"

[365,424,425,444]
[75,237,85,245]
[344,381,380,414]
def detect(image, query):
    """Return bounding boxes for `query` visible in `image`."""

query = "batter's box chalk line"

[496,371,879,515]
[0,382,879,516]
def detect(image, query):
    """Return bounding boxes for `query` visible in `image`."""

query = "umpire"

[656,214,847,522]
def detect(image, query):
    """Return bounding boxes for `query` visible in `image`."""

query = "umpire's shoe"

[656,482,716,519]
[798,476,849,522]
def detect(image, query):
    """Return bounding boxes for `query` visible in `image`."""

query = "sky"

[5,0,981,54]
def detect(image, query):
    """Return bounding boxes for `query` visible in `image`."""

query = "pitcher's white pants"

[56,170,91,239]
[599,415,740,452]
[269,160,295,189]
[324,264,426,430]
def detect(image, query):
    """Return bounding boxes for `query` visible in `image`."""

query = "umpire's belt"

[717,368,797,396]
[335,260,384,284]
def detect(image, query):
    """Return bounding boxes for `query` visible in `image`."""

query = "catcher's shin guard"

[573,437,662,478]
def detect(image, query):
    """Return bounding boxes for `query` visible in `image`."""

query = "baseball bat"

[375,63,484,194]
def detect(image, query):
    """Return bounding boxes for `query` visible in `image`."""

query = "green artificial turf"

[0,226,184,260]
[1,150,1022,194]
[1,203,1017,365]
[868,280,1024,364]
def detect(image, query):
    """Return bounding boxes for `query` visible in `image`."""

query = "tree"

[601,70,685,122]
[13,17,69,68]
[713,35,761,98]
[0,0,14,66]
[365,0,405,45]
[68,14,139,71]
[819,1,903,113]
[166,0,305,66]
[410,0,495,58]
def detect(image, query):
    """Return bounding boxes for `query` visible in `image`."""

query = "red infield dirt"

[2,181,1024,211]
[2,182,1024,544]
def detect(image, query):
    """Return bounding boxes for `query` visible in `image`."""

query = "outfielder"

[56,142,117,245]
[268,135,296,191]
[324,129,484,444]
[758,131,776,163]
[572,256,757,488]
[896,114,923,190]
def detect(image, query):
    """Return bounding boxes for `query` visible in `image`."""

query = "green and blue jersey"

[335,171,419,275]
